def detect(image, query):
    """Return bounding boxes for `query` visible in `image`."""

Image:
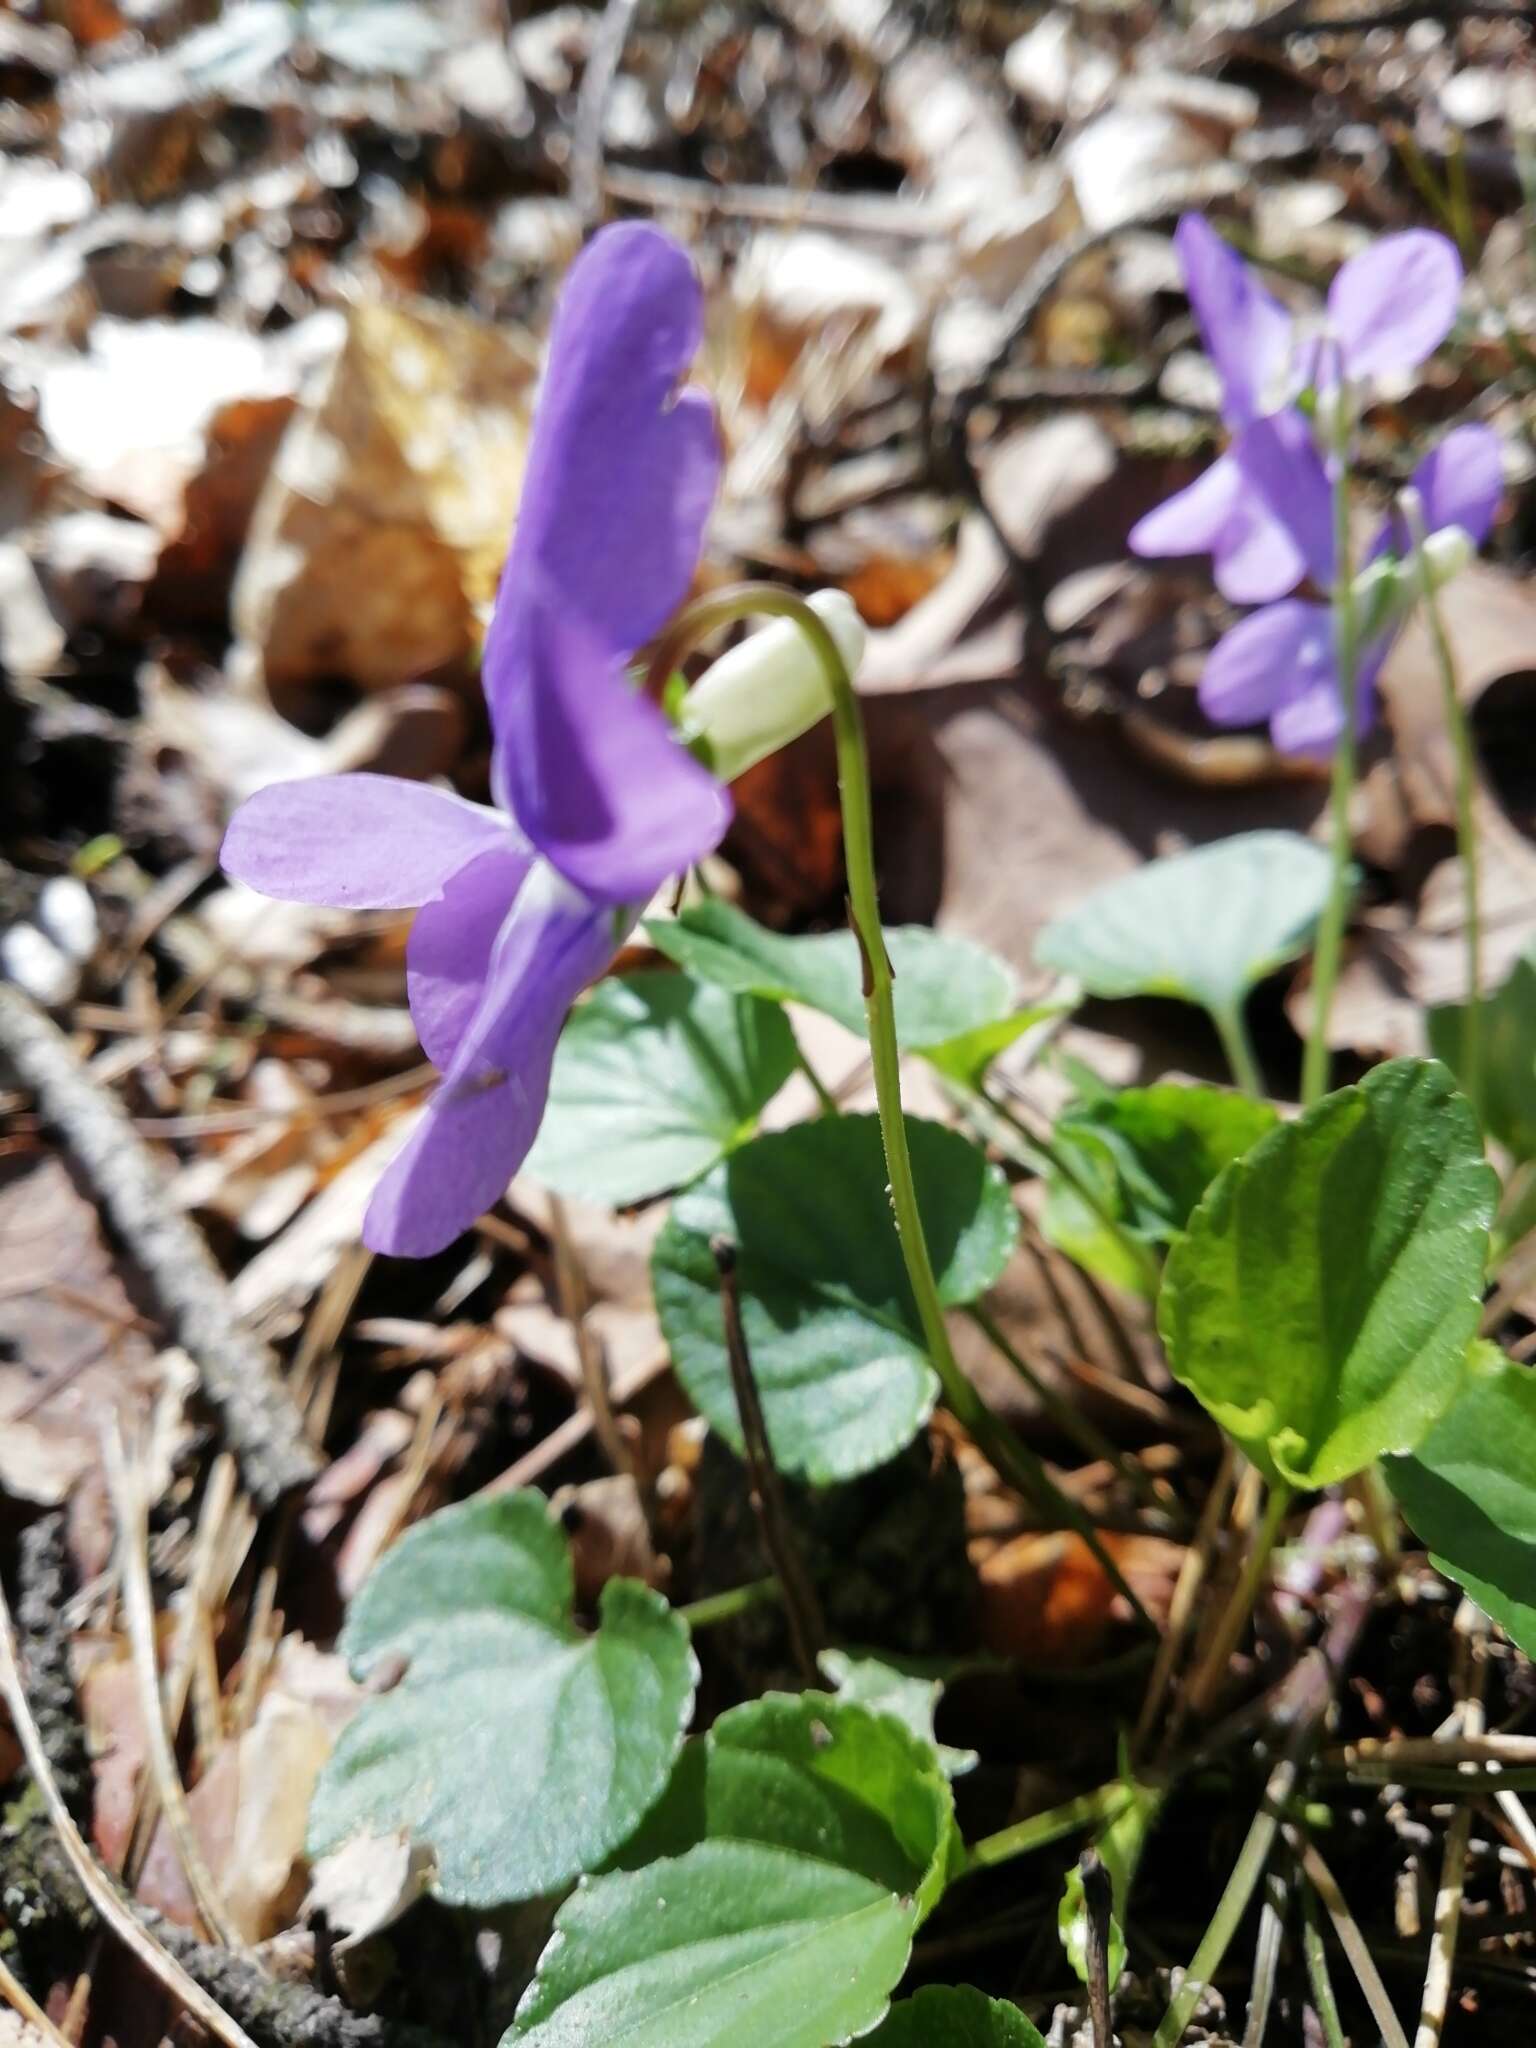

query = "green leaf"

[505,1843,913,2048]
[527,972,799,1207]
[864,1987,1047,2046]
[1159,1059,1497,1489]
[506,1694,957,2048]
[308,1494,696,1908]
[818,1648,977,1777]
[646,902,1049,1079]
[1428,948,1536,1161]
[652,1114,1016,1483]
[1057,1772,1160,1994]
[1034,831,1333,1018]
[1043,1084,1278,1297]
[1388,1345,1536,1658]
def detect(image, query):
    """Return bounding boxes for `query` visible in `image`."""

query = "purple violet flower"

[1128,215,1464,604]
[1198,423,1503,756]
[221,223,729,1257]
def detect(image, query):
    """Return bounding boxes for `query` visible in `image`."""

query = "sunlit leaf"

[527,972,798,1207]
[1034,831,1333,1021]
[308,1494,696,1908]
[1159,1059,1496,1489]
[652,1114,1016,1483]
[864,1987,1047,2046]
[506,1694,957,2048]
[1428,947,1536,1161]
[1389,1344,1536,1658]
[818,1648,978,1777]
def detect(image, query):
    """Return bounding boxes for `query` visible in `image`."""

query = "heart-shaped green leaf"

[818,1648,977,1777]
[1034,831,1333,1020]
[1042,1084,1277,1298]
[506,1694,957,2048]
[1429,947,1536,1161]
[307,1493,696,1908]
[646,902,1051,1082]
[652,1114,1016,1483]
[527,971,798,1207]
[1388,1345,1536,1658]
[865,1987,1047,2046]
[1159,1059,1496,1489]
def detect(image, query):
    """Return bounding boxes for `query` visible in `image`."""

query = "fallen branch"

[0,984,319,1507]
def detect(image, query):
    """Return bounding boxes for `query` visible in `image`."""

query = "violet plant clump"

[222,225,860,1258]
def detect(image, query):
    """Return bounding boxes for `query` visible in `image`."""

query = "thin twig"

[0,984,318,1506]
[711,1236,825,1681]
[1138,1444,1237,1757]
[1290,1830,1411,2048]
[1299,1872,1347,2048]
[1080,1849,1115,2048]
[548,1192,636,1485]
[569,0,642,226]
[1242,1866,1289,2047]
[104,1428,244,1951]
[1415,1603,1491,2048]
[0,1947,75,2047]
[0,1569,260,2048]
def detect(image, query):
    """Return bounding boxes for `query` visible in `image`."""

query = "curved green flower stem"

[1403,488,1482,1112]
[676,1577,781,1632]
[1301,465,1362,1109]
[662,585,1155,1634]
[960,1779,1135,1877]
[1210,999,1263,1100]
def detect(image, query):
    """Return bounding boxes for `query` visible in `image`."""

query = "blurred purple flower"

[1129,215,1464,604]
[1199,424,1502,756]
[222,223,727,1256]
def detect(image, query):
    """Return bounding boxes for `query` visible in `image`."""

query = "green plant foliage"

[1388,1345,1536,1658]
[652,1114,1016,1483]
[505,1694,957,2047]
[1428,947,1536,1160]
[819,1648,978,1777]
[1159,1059,1496,1489]
[864,1987,1047,2045]
[1042,1083,1277,1297]
[527,972,799,1206]
[646,902,1056,1082]
[1034,831,1333,1020]
[1057,1771,1160,1993]
[307,1494,696,1908]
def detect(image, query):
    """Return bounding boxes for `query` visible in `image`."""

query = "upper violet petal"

[406,841,532,1067]
[220,774,510,910]
[495,600,731,905]
[1199,599,1332,729]
[1175,213,1293,429]
[365,869,619,1259]
[1327,230,1462,381]
[483,222,724,895]
[1231,412,1334,586]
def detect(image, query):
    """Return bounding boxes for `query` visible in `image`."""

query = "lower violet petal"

[1128,454,1244,560]
[364,867,619,1259]
[1199,600,1332,730]
[406,842,533,1067]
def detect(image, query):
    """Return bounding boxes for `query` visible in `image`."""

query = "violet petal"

[1129,453,1244,558]
[484,222,726,901]
[365,871,618,1258]
[406,842,533,1066]
[1211,486,1309,605]
[1327,230,1462,381]
[1413,422,1503,545]
[1175,213,1293,430]
[1231,412,1334,587]
[221,774,510,909]
[1199,599,1332,729]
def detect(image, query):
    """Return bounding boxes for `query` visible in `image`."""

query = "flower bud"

[680,589,867,782]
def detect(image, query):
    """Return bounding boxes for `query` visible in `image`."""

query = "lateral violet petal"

[1327,230,1462,380]
[1413,423,1503,545]
[365,871,618,1259]
[496,600,731,904]
[1129,454,1244,558]
[220,774,510,909]
[1199,599,1332,729]
[1270,679,1345,758]
[1175,213,1293,430]
[1211,486,1308,605]
[1231,412,1334,587]
[406,842,533,1067]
